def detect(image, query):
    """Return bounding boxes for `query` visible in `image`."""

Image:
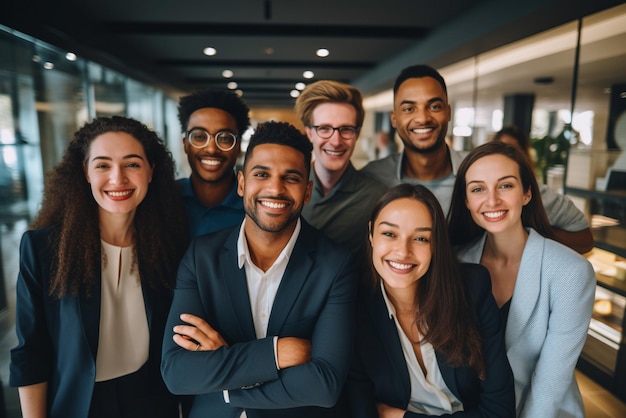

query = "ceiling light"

[43,62,54,70]
[235,90,243,97]
[295,82,306,90]
[303,71,314,79]
[65,52,77,61]
[203,47,217,56]
[227,81,238,90]
[264,47,275,55]
[32,55,41,62]
[316,48,329,58]
[222,69,234,78]
[290,90,300,98]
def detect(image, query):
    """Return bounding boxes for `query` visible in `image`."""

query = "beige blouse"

[95,240,149,382]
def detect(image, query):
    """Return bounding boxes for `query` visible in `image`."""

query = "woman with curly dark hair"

[10,116,188,418]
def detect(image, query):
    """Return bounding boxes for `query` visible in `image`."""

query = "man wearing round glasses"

[295,80,387,256]
[177,89,250,238]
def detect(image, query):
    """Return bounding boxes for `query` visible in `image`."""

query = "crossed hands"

[173,313,229,351]
[173,313,312,369]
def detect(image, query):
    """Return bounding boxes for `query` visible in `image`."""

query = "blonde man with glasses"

[296,80,387,258]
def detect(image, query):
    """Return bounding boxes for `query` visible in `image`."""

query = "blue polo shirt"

[177,175,245,239]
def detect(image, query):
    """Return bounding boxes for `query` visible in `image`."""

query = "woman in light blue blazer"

[447,142,595,418]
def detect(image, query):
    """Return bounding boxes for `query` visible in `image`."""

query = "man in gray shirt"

[296,80,387,255]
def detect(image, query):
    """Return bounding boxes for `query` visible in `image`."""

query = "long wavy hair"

[32,116,188,298]
[369,184,486,378]
[447,141,554,248]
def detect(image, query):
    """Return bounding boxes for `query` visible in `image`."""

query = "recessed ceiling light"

[235,89,243,97]
[32,55,41,62]
[43,62,54,70]
[295,82,306,90]
[227,81,238,90]
[203,47,217,56]
[303,71,314,79]
[222,69,234,78]
[316,48,329,58]
[65,52,77,61]
[264,47,275,55]
[290,90,300,98]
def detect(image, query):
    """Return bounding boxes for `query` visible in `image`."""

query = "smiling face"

[237,143,312,236]
[305,102,359,177]
[391,77,451,154]
[85,131,153,218]
[183,107,240,184]
[464,154,531,235]
[370,197,433,294]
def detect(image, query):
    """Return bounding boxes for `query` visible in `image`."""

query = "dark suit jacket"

[345,263,515,417]
[9,226,178,418]
[161,219,358,418]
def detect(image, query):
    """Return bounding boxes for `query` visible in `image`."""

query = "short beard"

[244,200,300,233]
[403,134,446,155]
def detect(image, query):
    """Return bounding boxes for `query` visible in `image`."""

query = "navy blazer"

[10,226,178,418]
[161,219,358,418]
[346,263,515,417]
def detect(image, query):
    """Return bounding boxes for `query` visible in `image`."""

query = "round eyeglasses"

[310,125,360,140]
[186,128,238,151]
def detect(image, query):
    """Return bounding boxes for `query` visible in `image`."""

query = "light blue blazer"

[457,228,595,418]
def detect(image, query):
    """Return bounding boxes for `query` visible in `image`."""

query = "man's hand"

[377,402,406,418]
[276,337,311,369]
[173,313,229,351]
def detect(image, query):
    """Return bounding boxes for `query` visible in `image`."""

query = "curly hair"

[243,121,313,175]
[294,80,364,128]
[369,183,486,378]
[32,116,188,298]
[177,89,250,135]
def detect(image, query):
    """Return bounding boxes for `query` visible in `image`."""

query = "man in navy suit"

[161,121,358,418]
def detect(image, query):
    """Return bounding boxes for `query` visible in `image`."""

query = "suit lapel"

[266,221,315,336]
[505,229,543,348]
[367,286,412,402]
[78,272,101,359]
[222,229,257,340]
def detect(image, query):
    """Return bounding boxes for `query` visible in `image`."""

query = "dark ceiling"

[1,0,623,108]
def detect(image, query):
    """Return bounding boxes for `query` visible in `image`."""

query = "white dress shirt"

[381,282,464,415]
[223,218,302,414]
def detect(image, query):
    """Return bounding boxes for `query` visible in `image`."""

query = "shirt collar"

[236,217,302,270]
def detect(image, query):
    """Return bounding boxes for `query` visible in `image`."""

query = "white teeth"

[484,210,506,218]
[261,201,287,209]
[411,128,432,134]
[388,261,414,270]
[324,149,344,156]
[108,190,132,197]
[201,159,220,166]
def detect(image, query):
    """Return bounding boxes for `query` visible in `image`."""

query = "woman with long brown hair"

[448,142,595,418]
[346,183,514,417]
